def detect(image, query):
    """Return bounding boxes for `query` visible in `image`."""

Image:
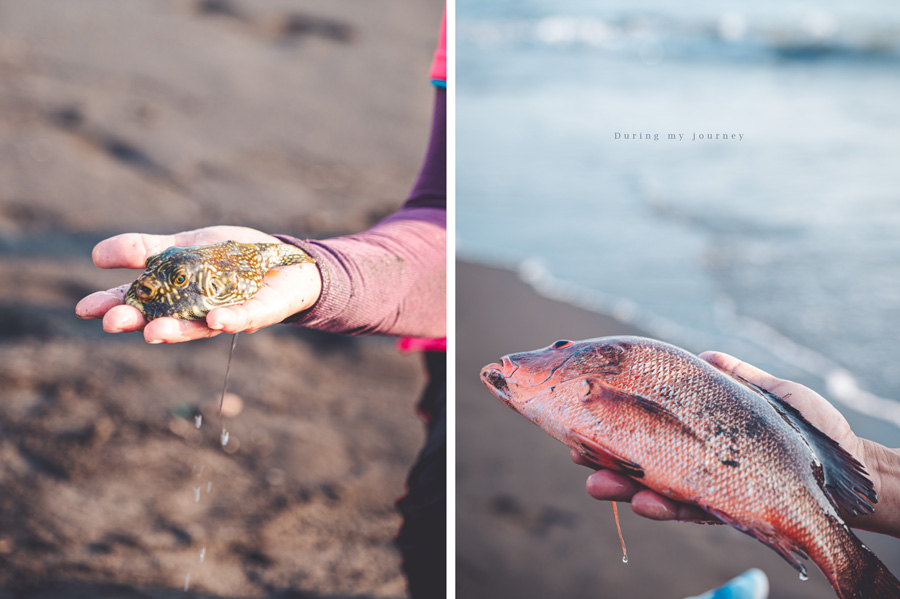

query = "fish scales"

[480,336,900,599]
[125,240,314,321]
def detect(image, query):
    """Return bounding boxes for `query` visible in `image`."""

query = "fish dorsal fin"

[570,430,644,478]
[736,375,877,517]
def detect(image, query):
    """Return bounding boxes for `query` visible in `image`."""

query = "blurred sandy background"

[0,0,442,597]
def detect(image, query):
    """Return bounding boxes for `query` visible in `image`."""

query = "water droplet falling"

[611,501,628,565]
[799,567,808,581]
[206,481,212,493]
[183,573,190,591]
[218,334,239,416]
[195,414,202,428]
[193,486,200,503]
[199,547,206,563]
[221,428,229,446]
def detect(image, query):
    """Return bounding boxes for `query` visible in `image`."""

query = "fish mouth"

[480,356,517,402]
[480,364,507,393]
[124,293,146,314]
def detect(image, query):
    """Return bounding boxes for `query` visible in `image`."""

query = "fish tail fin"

[272,242,315,266]
[868,564,900,599]
[822,525,900,599]
[835,555,900,599]
[250,241,315,270]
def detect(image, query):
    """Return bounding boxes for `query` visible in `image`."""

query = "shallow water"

[458,0,900,444]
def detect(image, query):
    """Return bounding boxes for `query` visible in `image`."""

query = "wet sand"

[456,259,900,599]
[0,1,442,597]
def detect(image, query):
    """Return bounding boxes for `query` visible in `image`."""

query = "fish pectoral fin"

[571,431,644,478]
[736,375,877,518]
[583,380,678,418]
[705,507,809,579]
[582,381,702,444]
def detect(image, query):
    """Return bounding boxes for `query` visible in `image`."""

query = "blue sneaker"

[682,568,769,599]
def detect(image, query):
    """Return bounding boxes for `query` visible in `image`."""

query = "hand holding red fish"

[575,350,900,540]
[481,336,900,599]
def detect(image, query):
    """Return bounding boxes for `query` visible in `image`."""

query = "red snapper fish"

[479,336,900,599]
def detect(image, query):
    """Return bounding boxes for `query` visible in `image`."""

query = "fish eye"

[552,340,573,349]
[174,274,188,286]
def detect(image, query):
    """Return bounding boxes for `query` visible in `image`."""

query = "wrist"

[850,440,900,538]
[292,262,322,314]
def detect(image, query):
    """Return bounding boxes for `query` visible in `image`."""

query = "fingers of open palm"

[699,351,790,395]
[143,316,221,343]
[76,285,130,319]
[102,304,147,333]
[209,264,321,334]
[92,233,179,269]
[206,278,297,334]
[586,469,646,501]
[206,299,277,335]
[97,301,230,343]
[571,450,601,469]
[584,467,715,522]
[630,490,715,522]
[184,225,279,246]
[90,227,280,270]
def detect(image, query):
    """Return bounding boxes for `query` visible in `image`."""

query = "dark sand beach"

[457,259,900,599]
[0,1,442,597]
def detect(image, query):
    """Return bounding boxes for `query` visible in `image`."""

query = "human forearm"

[276,207,446,338]
[274,89,446,338]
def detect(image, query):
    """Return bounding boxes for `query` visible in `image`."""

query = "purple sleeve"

[274,88,446,338]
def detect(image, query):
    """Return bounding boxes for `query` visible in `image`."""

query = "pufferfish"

[125,240,315,321]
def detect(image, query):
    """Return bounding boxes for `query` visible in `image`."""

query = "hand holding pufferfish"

[75,226,322,343]
[125,240,313,321]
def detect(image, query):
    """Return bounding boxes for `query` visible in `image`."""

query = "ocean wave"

[459,13,900,65]
[516,257,721,353]
[714,294,900,430]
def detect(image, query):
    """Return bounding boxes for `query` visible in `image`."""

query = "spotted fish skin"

[125,240,314,321]
[480,336,900,599]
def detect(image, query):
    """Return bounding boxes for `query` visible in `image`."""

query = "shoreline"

[459,254,900,447]
[456,259,899,599]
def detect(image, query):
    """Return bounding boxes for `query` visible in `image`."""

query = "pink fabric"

[397,337,447,353]
[275,207,445,338]
[430,9,447,83]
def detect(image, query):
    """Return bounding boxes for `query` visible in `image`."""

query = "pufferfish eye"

[174,274,188,286]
